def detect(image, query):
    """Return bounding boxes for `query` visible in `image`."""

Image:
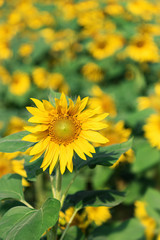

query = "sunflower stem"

[59,208,79,240]
[61,170,80,206]
[50,175,56,198]
[50,163,62,240]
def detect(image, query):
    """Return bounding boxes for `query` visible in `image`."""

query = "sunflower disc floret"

[23,93,109,174]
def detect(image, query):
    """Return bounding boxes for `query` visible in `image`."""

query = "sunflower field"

[0,0,160,239]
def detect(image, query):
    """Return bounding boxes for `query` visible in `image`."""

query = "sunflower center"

[49,117,81,145]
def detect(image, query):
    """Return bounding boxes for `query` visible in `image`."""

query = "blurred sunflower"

[9,72,30,96]
[135,201,156,240]
[19,43,33,57]
[90,86,117,117]
[143,114,160,149]
[138,83,160,112]
[125,35,159,62]
[82,62,104,82]
[96,120,134,167]
[0,152,28,186]
[89,34,124,59]
[0,66,11,84]
[5,116,26,136]
[59,206,111,231]
[127,0,158,20]
[23,93,108,174]
[85,206,111,226]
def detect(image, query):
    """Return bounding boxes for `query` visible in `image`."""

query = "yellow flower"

[82,63,104,82]
[90,86,117,117]
[0,152,27,178]
[138,83,160,112]
[0,66,11,84]
[143,114,160,149]
[127,0,158,20]
[104,1,124,16]
[23,93,109,174]
[135,201,156,240]
[9,72,30,96]
[85,206,111,226]
[125,35,159,62]
[19,43,33,57]
[59,207,90,231]
[96,120,134,167]
[89,34,124,60]
[5,116,26,136]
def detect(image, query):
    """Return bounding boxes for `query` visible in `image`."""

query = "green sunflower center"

[54,119,75,139]
[49,117,81,145]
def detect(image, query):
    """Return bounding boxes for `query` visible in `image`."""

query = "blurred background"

[1,0,160,239]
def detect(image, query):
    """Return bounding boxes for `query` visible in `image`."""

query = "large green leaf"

[63,190,125,210]
[0,131,34,153]
[0,198,60,240]
[88,218,144,240]
[73,139,133,170]
[132,139,160,173]
[0,174,24,201]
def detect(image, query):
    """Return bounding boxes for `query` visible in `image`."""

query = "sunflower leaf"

[24,155,43,181]
[73,138,133,170]
[0,131,34,153]
[0,198,60,240]
[88,218,144,240]
[63,190,125,210]
[0,174,24,201]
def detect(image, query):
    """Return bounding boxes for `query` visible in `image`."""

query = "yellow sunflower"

[138,83,160,112]
[89,34,124,60]
[0,152,27,179]
[23,93,108,174]
[135,201,156,240]
[143,114,160,149]
[125,35,159,63]
[85,206,111,226]
[82,62,104,83]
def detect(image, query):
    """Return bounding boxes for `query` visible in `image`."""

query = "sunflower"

[89,34,124,60]
[82,62,104,82]
[9,72,30,96]
[85,206,111,226]
[143,114,160,149]
[135,201,156,240]
[89,86,117,117]
[138,83,160,112]
[125,35,159,62]
[0,152,27,179]
[23,93,108,174]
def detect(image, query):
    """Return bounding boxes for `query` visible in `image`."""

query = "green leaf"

[63,190,125,210]
[143,188,160,222]
[0,131,34,153]
[24,155,43,181]
[0,198,60,240]
[73,138,133,170]
[88,218,144,240]
[132,139,160,173]
[0,174,24,201]
[63,226,85,240]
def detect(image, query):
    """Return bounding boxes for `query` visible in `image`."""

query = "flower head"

[23,93,108,174]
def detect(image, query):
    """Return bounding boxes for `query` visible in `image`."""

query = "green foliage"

[63,226,84,240]
[0,174,24,201]
[63,190,125,210]
[0,198,60,240]
[0,131,34,153]
[88,218,145,240]
[132,139,160,172]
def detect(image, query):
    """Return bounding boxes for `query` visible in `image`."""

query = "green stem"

[35,174,45,208]
[50,175,56,198]
[20,199,34,209]
[61,170,80,206]
[50,163,62,240]
[59,208,79,240]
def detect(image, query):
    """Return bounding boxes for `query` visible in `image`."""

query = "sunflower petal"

[80,130,109,143]
[30,136,50,155]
